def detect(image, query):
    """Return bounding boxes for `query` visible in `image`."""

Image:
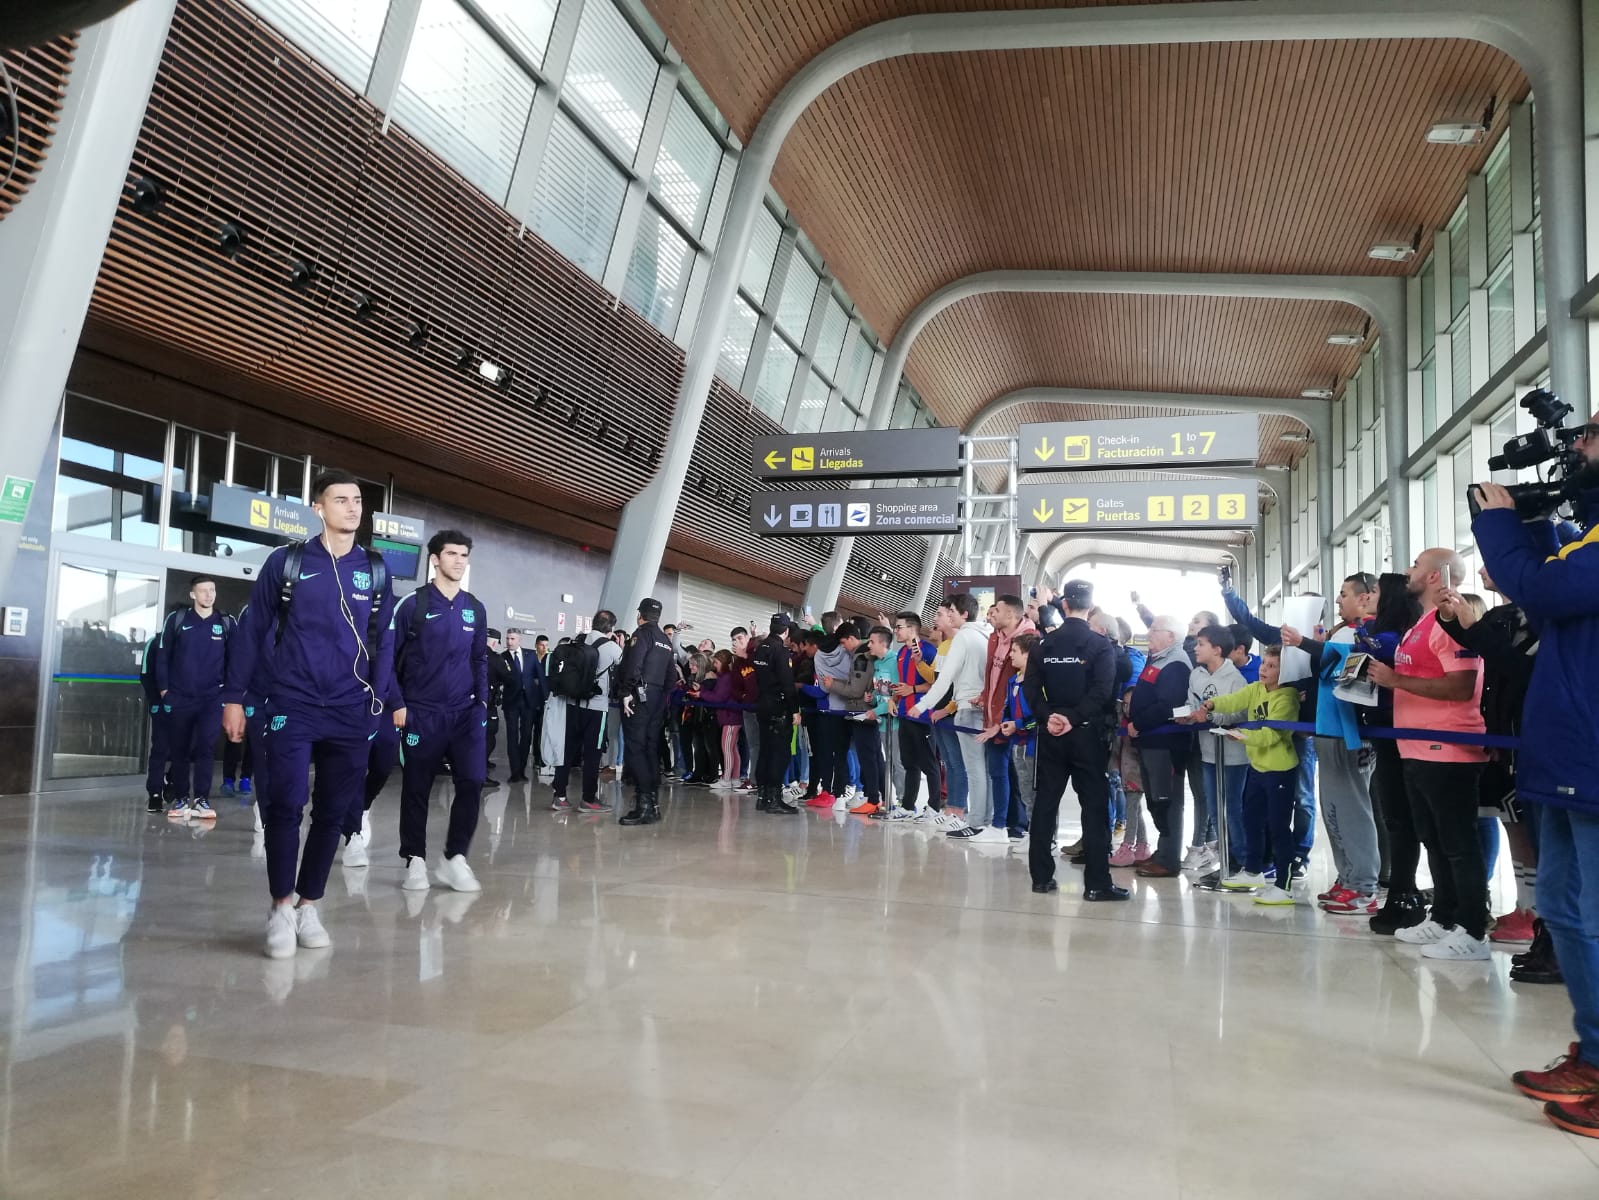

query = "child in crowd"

[999,633,1041,826]
[702,650,742,789]
[1187,624,1250,875]
[1193,645,1302,904]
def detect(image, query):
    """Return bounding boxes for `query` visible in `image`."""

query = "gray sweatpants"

[1316,736,1378,894]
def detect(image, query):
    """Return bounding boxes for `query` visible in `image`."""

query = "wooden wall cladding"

[0,35,74,222]
[89,0,678,534]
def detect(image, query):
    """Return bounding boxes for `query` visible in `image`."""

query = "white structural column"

[599,0,1582,616]
[0,0,179,600]
[503,0,585,221]
[806,269,1382,610]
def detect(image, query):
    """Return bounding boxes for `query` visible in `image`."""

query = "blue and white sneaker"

[238,777,253,796]
[190,798,217,821]
[165,797,192,821]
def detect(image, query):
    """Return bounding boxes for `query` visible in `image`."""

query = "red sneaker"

[848,801,878,816]
[1322,891,1380,915]
[1545,1094,1599,1138]
[1490,908,1537,945]
[1317,884,1355,907]
[1513,1045,1599,1103]
[806,791,836,809]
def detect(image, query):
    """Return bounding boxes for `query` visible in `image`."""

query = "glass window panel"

[890,383,917,429]
[841,332,873,404]
[476,0,559,69]
[1419,257,1436,356]
[1448,205,1470,317]
[393,0,535,202]
[1451,441,1476,555]
[715,297,758,385]
[1449,312,1472,410]
[791,370,830,434]
[1490,404,1521,485]
[1422,469,1439,548]
[564,0,659,163]
[1373,414,1386,481]
[775,249,819,338]
[699,148,736,250]
[812,297,849,379]
[527,111,627,281]
[621,203,692,334]
[1332,395,1347,466]
[677,72,729,138]
[753,336,797,421]
[1487,258,1515,371]
[823,392,861,432]
[54,396,168,545]
[1358,365,1376,430]
[740,206,782,303]
[1485,137,1512,269]
[1533,223,1545,329]
[652,91,721,234]
[1419,353,1437,442]
[245,0,388,93]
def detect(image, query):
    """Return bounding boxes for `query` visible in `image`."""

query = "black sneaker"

[1290,858,1307,881]
[1369,891,1426,936]
[146,793,163,814]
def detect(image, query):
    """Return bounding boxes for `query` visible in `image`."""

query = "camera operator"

[1472,411,1599,1137]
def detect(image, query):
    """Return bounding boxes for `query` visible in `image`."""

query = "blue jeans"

[1203,758,1250,868]
[848,745,861,789]
[787,723,810,785]
[1293,734,1317,857]
[1108,771,1127,827]
[932,721,967,810]
[986,742,1014,832]
[1245,767,1299,887]
[1538,804,1599,1067]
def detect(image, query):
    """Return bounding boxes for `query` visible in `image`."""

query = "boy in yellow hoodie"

[1195,645,1302,905]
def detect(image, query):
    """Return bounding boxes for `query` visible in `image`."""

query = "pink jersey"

[1393,610,1487,763]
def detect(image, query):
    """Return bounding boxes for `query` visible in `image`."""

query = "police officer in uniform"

[1024,579,1125,900]
[753,614,800,815]
[618,597,675,826]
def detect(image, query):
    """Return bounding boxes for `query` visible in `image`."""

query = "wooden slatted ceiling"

[0,36,74,222]
[91,0,681,540]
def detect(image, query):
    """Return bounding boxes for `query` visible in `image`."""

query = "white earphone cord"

[324,534,381,717]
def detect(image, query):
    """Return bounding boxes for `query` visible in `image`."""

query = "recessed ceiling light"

[1426,121,1487,145]
[1368,244,1416,263]
[1327,332,1364,347]
[130,176,164,216]
[1299,388,1334,400]
[478,359,510,389]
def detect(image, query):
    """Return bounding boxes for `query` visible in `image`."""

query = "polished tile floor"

[0,778,1594,1199]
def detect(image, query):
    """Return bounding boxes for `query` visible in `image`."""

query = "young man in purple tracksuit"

[157,576,234,822]
[223,470,396,959]
[390,530,491,894]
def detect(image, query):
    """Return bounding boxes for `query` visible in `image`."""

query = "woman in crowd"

[1359,573,1424,934]
[701,649,743,789]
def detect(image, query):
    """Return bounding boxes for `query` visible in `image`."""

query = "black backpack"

[275,541,388,671]
[547,633,601,701]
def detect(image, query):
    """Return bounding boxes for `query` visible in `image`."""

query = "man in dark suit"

[502,629,546,782]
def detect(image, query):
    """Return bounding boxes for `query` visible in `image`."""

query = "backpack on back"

[547,633,602,701]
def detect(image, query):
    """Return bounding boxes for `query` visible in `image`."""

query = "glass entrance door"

[43,562,162,782]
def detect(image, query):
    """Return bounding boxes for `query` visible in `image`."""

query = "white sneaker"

[841,786,861,803]
[295,904,331,949]
[971,826,1011,845]
[435,854,482,893]
[1181,845,1210,870]
[253,803,264,833]
[1221,870,1266,891]
[403,856,431,891]
[264,904,297,959]
[1421,927,1491,960]
[832,794,850,812]
[342,834,369,868]
[1254,884,1297,906]
[710,777,736,791]
[1395,919,1450,945]
[361,811,372,843]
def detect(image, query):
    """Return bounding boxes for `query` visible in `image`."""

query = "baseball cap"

[1061,579,1094,610]
[769,612,792,636]
[638,597,663,620]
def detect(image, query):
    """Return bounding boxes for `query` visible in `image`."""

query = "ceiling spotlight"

[1326,332,1364,347]
[1299,388,1334,400]
[218,221,247,258]
[477,359,510,389]
[1427,98,1494,146]
[289,259,317,289]
[1368,243,1416,263]
[879,572,891,583]
[454,345,473,370]
[405,320,428,348]
[351,291,374,320]
[130,176,164,216]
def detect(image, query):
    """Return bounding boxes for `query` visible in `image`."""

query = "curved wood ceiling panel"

[0,36,74,223]
[908,292,1365,428]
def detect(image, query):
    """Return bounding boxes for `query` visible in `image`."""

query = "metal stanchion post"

[1194,729,1233,891]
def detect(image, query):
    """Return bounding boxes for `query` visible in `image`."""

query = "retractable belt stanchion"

[1193,728,1234,892]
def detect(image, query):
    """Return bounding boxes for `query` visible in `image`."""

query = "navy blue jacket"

[390,584,489,712]
[155,607,233,704]
[225,540,396,711]
[1128,645,1194,752]
[502,646,547,711]
[1474,488,1599,815]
